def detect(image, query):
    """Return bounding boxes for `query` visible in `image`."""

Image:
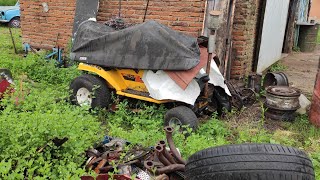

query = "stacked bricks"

[20,0,206,49]
[231,0,261,79]
[20,0,76,49]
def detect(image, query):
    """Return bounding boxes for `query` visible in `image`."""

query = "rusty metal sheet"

[310,59,320,127]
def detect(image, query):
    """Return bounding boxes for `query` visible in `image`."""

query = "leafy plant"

[269,61,287,72]
[0,0,16,6]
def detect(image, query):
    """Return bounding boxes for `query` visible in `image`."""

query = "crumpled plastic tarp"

[71,20,200,70]
[142,62,231,105]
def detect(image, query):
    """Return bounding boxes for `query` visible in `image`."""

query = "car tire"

[164,106,198,131]
[186,143,315,180]
[70,74,111,109]
[8,17,20,28]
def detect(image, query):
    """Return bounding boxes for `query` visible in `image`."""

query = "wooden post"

[9,28,17,54]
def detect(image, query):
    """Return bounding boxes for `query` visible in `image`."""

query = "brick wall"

[97,0,205,37]
[20,0,76,49]
[231,0,261,79]
[20,0,206,49]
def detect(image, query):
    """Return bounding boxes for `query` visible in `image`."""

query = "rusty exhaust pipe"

[144,160,185,175]
[144,160,155,170]
[158,140,177,164]
[155,145,171,166]
[156,164,185,174]
[164,126,186,165]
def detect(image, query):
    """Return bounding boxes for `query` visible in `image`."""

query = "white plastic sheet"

[142,62,231,105]
[142,71,201,105]
[208,61,231,96]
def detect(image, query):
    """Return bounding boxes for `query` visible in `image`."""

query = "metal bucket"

[248,73,262,93]
[298,24,319,53]
[310,58,320,127]
[263,72,289,89]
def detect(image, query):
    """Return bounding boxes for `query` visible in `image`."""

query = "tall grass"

[0,0,16,6]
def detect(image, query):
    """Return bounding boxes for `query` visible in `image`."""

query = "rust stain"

[310,59,320,127]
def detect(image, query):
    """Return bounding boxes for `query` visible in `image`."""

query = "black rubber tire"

[8,17,20,28]
[164,106,198,131]
[186,144,315,180]
[70,74,111,109]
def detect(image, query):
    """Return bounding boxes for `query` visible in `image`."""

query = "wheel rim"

[168,117,183,131]
[11,20,20,28]
[76,87,92,106]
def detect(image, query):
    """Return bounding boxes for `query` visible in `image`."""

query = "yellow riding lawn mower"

[69,20,232,130]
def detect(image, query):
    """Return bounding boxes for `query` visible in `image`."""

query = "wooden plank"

[283,0,299,53]
[223,0,237,79]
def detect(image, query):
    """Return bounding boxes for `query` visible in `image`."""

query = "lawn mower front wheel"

[70,74,111,109]
[164,106,198,131]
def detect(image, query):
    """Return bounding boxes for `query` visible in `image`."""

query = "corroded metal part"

[155,145,171,166]
[263,72,289,88]
[158,140,177,164]
[265,86,301,111]
[264,108,296,121]
[310,59,320,127]
[144,160,185,175]
[164,126,186,165]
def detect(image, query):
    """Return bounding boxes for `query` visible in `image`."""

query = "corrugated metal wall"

[297,0,310,23]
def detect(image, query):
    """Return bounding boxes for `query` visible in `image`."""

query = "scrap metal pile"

[81,127,186,180]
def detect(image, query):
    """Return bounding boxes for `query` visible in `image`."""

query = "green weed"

[269,61,287,72]
[0,0,16,6]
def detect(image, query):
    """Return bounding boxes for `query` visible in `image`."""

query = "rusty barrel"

[298,24,319,52]
[310,58,320,127]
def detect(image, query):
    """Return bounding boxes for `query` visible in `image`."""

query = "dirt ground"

[281,46,320,97]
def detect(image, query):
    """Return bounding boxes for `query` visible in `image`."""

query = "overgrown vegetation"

[0,0,16,6]
[269,61,287,72]
[0,27,319,179]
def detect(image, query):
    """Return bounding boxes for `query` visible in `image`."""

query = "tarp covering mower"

[70,20,232,131]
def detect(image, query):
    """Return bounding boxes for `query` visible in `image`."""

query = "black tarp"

[71,20,200,70]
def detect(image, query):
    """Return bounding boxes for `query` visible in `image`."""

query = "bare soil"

[225,47,320,128]
[281,46,320,97]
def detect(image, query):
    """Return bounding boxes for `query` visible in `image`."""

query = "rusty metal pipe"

[156,164,185,174]
[158,140,177,164]
[155,145,171,166]
[144,160,185,174]
[164,126,186,165]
